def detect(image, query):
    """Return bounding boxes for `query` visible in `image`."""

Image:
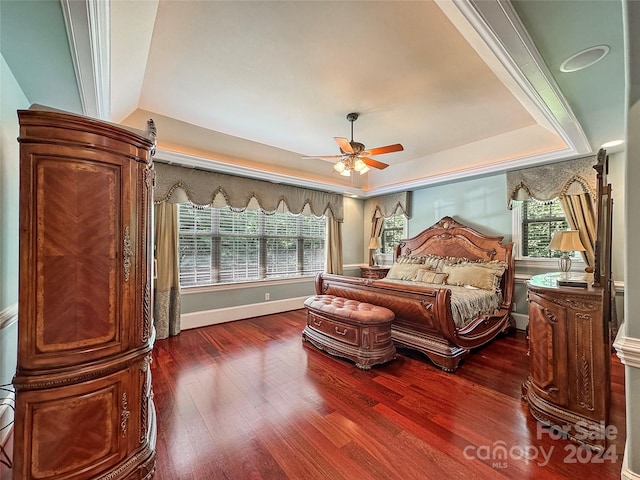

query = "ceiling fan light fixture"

[354,158,366,172]
[333,161,346,173]
[339,168,351,177]
[359,165,370,175]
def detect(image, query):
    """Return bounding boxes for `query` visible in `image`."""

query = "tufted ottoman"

[302,294,396,369]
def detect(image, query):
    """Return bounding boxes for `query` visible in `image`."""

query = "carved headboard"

[394,216,515,308]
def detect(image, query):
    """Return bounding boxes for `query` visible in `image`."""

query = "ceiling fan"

[303,112,404,176]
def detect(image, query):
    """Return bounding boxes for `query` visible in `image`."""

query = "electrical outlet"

[265,293,270,301]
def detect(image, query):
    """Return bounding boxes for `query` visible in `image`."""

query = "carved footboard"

[316,273,469,371]
[315,273,514,371]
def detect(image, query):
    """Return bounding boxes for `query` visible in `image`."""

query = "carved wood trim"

[123,226,133,282]
[575,313,595,411]
[121,392,131,437]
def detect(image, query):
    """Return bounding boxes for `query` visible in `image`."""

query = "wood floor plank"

[151,309,626,479]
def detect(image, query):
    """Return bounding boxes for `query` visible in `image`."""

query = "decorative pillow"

[413,268,448,284]
[442,263,504,291]
[386,262,427,280]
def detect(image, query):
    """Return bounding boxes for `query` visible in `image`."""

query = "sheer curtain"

[154,202,181,339]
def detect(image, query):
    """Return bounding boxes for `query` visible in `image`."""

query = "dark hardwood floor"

[151,309,626,480]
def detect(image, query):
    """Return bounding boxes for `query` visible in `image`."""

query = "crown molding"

[154,149,368,197]
[156,146,587,199]
[61,0,110,119]
[441,0,591,156]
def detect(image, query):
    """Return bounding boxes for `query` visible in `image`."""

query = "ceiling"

[1,0,627,197]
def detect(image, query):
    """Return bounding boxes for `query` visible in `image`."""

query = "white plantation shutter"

[178,204,325,287]
[178,207,214,286]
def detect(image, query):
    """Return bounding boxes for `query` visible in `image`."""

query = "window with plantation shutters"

[522,199,568,257]
[381,214,405,254]
[178,204,326,287]
[513,198,579,261]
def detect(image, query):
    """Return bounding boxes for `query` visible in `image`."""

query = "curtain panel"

[154,203,181,339]
[506,155,597,208]
[365,191,412,221]
[325,217,343,274]
[154,162,344,221]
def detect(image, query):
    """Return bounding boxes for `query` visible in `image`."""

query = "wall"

[0,53,29,445]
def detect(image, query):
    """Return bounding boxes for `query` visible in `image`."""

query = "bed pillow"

[442,263,504,291]
[386,262,428,280]
[413,268,448,284]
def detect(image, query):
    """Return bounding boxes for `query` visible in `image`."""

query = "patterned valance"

[154,162,344,221]
[365,191,412,220]
[506,155,597,208]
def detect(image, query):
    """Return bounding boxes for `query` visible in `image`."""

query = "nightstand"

[360,266,390,279]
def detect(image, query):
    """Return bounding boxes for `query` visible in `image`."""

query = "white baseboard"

[181,296,308,330]
[512,312,528,331]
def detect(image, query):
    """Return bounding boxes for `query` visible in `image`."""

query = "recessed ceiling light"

[560,45,610,73]
[601,139,624,148]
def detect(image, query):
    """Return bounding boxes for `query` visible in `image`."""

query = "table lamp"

[548,230,586,272]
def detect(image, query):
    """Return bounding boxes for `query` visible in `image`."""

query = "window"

[514,198,576,259]
[381,214,406,254]
[178,204,326,287]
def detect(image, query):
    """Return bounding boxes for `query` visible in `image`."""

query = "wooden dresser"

[13,107,157,479]
[360,266,390,279]
[522,272,610,451]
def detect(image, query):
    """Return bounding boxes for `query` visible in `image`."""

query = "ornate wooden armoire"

[13,106,157,479]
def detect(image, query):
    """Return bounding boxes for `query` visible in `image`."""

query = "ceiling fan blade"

[362,157,389,170]
[366,143,404,156]
[334,137,354,154]
[302,155,343,160]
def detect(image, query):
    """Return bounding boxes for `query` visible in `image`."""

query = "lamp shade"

[548,230,586,252]
[368,237,382,249]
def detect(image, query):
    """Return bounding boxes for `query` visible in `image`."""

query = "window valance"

[365,191,412,220]
[506,155,597,208]
[154,162,344,221]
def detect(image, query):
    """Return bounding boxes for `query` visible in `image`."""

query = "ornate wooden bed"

[315,216,515,371]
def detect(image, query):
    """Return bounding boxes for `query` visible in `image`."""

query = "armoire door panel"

[21,154,133,369]
[15,370,131,480]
